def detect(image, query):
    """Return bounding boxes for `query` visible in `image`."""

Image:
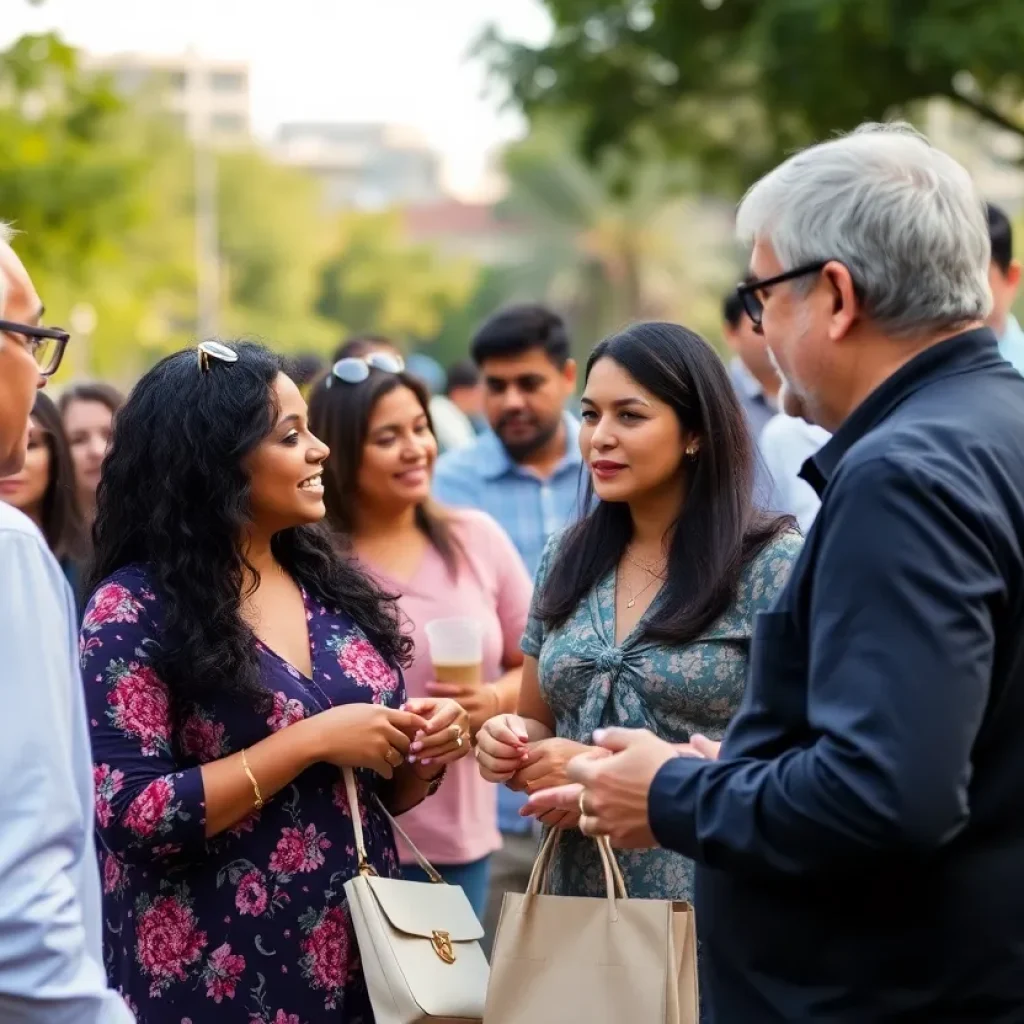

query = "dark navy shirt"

[650,327,1024,1022]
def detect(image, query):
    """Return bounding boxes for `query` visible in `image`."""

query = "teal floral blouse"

[521,529,802,902]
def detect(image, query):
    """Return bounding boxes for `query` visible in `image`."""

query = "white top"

[0,503,133,1022]
[759,413,832,533]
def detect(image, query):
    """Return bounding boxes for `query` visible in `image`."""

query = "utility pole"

[190,46,219,339]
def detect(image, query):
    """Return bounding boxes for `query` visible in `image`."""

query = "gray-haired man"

[0,226,133,1022]
[526,124,1024,1020]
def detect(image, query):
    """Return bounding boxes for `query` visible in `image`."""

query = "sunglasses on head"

[326,352,405,387]
[197,340,239,373]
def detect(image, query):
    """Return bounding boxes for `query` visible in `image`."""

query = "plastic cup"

[424,617,483,685]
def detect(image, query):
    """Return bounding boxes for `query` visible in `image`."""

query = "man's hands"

[523,728,683,848]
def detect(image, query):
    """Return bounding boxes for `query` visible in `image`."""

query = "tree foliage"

[0,32,489,385]
[482,0,1024,190]
[496,120,732,352]
[315,209,479,346]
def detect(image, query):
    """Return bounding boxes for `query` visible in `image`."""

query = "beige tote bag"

[484,829,698,1024]
[340,768,489,1024]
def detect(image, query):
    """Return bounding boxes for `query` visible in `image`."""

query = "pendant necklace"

[620,551,667,609]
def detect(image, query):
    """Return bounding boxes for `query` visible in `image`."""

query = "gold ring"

[577,789,588,818]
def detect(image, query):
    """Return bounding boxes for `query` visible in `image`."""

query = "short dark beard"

[498,416,562,463]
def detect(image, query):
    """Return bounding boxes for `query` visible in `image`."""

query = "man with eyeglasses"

[525,124,1024,1020]
[0,226,133,1022]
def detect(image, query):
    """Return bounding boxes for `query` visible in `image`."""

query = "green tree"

[0,33,197,383]
[481,0,1024,190]
[315,209,480,348]
[494,122,732,353]
[215,149,337,353]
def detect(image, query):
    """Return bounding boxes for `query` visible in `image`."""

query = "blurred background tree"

[496,119,729,354]
[315,208,479,350]
[0,33,195,384]
[480,0,1024,192]
[215,149,337,352]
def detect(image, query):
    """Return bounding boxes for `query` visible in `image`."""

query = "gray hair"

[736,122,992,337]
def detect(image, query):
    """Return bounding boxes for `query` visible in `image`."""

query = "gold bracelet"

[241,748,264,810]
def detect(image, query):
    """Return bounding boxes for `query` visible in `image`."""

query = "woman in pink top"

[308,351,532,914]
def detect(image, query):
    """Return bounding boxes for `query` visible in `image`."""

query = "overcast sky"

[2,0,553,198]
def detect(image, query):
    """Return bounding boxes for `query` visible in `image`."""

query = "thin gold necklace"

[619,558,666,610]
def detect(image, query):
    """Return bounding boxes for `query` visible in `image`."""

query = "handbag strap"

[341,767,444,883]
[524,829,627,918]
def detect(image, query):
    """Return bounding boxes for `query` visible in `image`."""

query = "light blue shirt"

[433,413,585,579]
[0,504,133,1023]
[759,413,832,533]
[434,413,585,832]
[998,315,1024,376]
[729,358,777,507]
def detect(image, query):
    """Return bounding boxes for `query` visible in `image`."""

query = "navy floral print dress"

[81,565,405,1024]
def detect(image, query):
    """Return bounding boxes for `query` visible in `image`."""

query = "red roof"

[402,201,525,237]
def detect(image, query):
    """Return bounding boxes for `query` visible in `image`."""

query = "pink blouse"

[365,509,533,865]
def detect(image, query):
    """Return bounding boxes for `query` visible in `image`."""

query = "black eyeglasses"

[735,261,828,327]
[326,353,405,387]
[0,319,70,377]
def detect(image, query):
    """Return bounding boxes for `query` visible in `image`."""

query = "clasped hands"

[476,713,722,847]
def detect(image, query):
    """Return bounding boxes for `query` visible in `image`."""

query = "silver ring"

[456,735,464,748]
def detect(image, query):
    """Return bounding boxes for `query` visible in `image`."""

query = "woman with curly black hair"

[81,341,470,1024]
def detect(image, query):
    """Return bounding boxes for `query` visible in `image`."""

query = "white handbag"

[340,767,489,1024]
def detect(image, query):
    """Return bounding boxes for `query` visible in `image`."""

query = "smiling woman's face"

[579,356,691,504]
[356,385,437,513]
[245,373,330,534]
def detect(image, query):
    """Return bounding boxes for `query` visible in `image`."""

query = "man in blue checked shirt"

[433,303,584,948]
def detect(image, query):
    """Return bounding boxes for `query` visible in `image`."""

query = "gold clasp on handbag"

[431,930,456,964]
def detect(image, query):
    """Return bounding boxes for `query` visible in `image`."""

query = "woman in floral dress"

[476,322,802,902]
[82,342,471,1024]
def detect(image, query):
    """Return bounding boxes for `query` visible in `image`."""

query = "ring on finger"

[456,734,464,748]
[577,789,588,818]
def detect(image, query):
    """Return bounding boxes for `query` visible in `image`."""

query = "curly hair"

[88,341,411,713]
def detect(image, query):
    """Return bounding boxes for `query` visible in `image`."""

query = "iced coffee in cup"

[424,617,483,685]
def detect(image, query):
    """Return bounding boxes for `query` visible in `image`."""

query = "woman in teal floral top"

[477,322,801,901]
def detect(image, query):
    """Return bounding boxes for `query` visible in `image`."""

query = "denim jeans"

[402,854,491,920]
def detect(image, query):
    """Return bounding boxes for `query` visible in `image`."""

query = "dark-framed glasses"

[735,261,828,327]
[197,340,239,373]
[326,352,405,387]
[0,319,70,377]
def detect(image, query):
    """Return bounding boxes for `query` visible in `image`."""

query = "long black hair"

[89,341,412,713]
[29,391,87,561]
[308,367,464,576]
[537,321,792,645]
